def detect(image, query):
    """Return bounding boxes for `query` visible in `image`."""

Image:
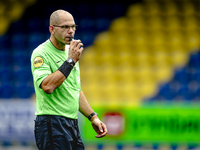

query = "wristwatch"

[67,58,75,66]
[88,112,98,121]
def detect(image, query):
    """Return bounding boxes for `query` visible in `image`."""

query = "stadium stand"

[0,1,131,99]
[80,0,200,105]
[1,0,200,149]
[0,0,200,103]
[0,0,36,35]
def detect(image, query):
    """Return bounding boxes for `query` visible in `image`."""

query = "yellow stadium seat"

[183,16,198,31]
[109,17,128,32]
[94,31,112,47]
[147,32,167,48]
[170,51,189,68]
[126,4,144,17]
[139,81,158,98]
[146,16,164,32]
[0,16,10,35]
[166,32,185,48]
[143,2,160,16]
[0,3,6,15]
[130,32,148,47]
[152,65,173,83]
[23,0,36,6]
[7,2,24,21]
[165,16,182,31]
[161,2,178,16]
[136,51,151,65]
[181,2,195,16]
[109,32,130,48]
[153,51,171,66]
[128,17,146,32]
[184,31,200,50]
[82,83,98,103]
[137,66,155,82]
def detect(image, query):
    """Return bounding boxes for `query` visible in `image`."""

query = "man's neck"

[50,36,65,51]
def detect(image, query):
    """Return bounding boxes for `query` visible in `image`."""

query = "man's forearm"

[41,59,74,94]
[41,70,66,94]
[79,91,96,119]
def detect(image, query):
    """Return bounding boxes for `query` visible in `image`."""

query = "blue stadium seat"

[11,33,27,49]
[178,85,195,101]
[0,34,9,49]
[110,3,126,18]
[0,67,13,83]
[158,83,176,100]
[28,32,45,50]
[195,87,200,98]
[27,18,44,33]
[79,31,95,47]
[0,83,14,99]
[94,4,110,18]
[192,70,200,83]
[78,18,95,31]
[95,18,110,32]
[76,3,93,18]
[188,51,200,69]
[12,52,30,67]
[0,50,11,67]
[9,20,27,34]
[13,67,32,83]
[146,95,164,101]
[174,68,191,84]
[15,83,35,99]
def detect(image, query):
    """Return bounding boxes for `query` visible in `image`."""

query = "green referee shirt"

[31,40,81,119]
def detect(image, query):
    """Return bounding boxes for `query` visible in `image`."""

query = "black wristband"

[58,61,73,78]
[88,112,98,121]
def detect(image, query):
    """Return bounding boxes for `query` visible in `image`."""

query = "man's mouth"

[69,37,74,41]
[66,37,74,41]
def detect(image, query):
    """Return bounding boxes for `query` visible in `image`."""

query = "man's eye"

[63,26,70,28]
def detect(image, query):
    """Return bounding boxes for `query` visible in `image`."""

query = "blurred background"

[0,0,200,149]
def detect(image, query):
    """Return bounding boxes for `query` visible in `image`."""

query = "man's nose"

[68,27,74,33]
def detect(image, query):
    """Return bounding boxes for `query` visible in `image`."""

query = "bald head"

[50,9,74,25]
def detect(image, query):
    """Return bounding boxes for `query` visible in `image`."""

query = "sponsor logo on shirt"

[33,56,44,68]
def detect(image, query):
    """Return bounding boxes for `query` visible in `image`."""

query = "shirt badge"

[33,56,44,68]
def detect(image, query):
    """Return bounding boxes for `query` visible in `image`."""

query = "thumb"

[98,122,103,133]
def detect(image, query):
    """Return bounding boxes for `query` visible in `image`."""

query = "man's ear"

[49,25,54,34]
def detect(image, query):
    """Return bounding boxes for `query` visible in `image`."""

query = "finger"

[98,122,103,133]
[78,47,84,53]
[81,47,84,51]
[76,43,83,50]
[74,40,82,47]
[70,40,81,49]
[95,131,107,138]
[101,123,108,133]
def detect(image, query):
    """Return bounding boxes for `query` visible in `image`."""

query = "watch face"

[68,59,73,63]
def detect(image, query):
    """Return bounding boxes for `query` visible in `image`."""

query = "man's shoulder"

[31,40,50,59]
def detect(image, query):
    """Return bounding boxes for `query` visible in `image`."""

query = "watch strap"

[88,112,98,121]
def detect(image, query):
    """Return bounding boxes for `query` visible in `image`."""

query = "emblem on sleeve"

[33,56,44,68]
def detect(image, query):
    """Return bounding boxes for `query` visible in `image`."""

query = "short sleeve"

[31,49,52,88]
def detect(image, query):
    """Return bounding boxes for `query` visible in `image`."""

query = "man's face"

[53,13,76,45]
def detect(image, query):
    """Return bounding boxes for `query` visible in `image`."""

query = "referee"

[31,9,107,150]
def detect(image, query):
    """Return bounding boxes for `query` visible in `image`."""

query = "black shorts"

[34,115,85,150]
